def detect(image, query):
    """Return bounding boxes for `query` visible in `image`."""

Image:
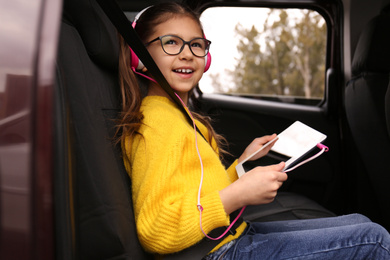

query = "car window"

[200,7,327,106]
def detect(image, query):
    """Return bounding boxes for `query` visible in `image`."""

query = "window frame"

[195,1,341,110]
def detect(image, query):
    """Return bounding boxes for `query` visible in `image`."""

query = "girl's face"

[145,16,206,103]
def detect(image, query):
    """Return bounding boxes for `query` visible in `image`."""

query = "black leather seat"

[55,0,335,258]
[387,81,390,138]
[345,5,390,230]
[56,0,152,259]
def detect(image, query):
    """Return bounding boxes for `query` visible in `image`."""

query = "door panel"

[199,93,343,209]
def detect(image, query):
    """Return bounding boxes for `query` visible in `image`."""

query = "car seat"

[55,0,152,259]
[55,0,335,259]
[345,5,390,230]
[387,81,390,137]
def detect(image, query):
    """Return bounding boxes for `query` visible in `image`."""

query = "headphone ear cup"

[130,48,145,71]
[130,16,145,71]
[204,52,211,72]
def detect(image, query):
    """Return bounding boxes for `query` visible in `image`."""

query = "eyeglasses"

[145,35,211,57]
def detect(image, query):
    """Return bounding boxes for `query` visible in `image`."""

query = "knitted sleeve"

[226,160,239,183]
[123,98,234,254]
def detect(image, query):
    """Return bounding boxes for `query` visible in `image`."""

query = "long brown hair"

[117,2,229,158]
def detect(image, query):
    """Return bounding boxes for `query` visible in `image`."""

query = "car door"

[192,1,346,213]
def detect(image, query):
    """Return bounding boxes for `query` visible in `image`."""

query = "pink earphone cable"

[170,93,329,240]
[132,67,158,83]
[174,93,245,240]
[284,143,329,173]
[174,92,329,238]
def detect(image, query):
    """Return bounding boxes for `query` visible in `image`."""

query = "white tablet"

[235,121,327,177]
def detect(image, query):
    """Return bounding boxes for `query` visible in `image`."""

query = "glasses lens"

[190,38,210,57]
[160,35,182,55]
[160,35,210,57]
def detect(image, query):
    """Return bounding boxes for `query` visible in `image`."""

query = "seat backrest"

[386,81,390,137]
[56,0,152,258]
[345,6,390,230]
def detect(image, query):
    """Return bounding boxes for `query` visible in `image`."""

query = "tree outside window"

[201,8,327,102]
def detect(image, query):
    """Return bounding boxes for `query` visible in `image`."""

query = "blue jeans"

[206,214,390,259]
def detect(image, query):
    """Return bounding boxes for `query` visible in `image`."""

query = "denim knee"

[346,213,372,224]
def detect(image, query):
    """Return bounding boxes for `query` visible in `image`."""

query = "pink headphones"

[130,7,212,73]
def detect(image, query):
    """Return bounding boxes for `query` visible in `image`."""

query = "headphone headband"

[132,6,152,27]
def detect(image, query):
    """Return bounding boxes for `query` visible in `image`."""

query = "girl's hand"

[219,162,287,215]
[237,134,278,164]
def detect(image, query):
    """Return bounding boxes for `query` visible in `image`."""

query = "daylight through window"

[200,7,327,105]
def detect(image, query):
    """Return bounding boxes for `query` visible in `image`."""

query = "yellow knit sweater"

[122,96,246,255]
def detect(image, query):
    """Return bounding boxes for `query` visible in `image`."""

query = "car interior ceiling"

[54,0,390,259]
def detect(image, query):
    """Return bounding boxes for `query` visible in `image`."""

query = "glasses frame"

[145,35,211,58]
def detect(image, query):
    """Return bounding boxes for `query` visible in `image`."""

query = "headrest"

[62,0,119,70]
[351,8,390,75]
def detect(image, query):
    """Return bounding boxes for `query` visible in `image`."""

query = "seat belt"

[95,0,207,141]
[161,210,244,260]
[95,1,244,259]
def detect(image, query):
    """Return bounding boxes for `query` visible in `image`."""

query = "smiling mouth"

[174,68,193,74]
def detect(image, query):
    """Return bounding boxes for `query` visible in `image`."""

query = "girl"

[118,2,390,259]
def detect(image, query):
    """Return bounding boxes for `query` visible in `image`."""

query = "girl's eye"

[191,43,202,48]
[163,39,179,45]
[191,40,205,49]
